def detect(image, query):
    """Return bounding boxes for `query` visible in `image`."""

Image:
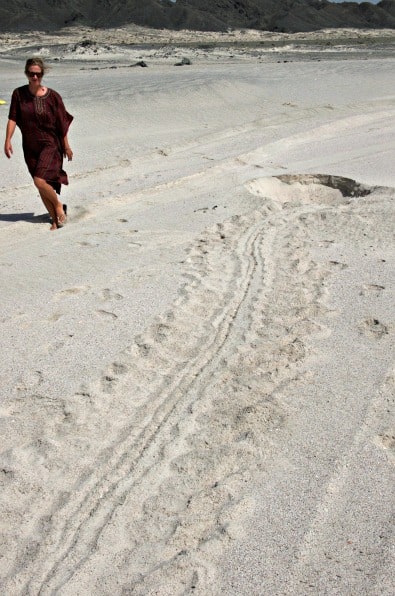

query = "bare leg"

[41,196,57,229]
[33,176,66,230]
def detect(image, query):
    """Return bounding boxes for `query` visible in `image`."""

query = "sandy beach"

[0,27,394,595]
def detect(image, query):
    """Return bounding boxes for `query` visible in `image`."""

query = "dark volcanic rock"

[0,0,394,33]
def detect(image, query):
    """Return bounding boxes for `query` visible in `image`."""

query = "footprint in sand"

[16,370,43,395]
[77,241,98,248]
[60,286,89,295]
[376,431,395,452]
[99,288,123,301]
[327,260,348,269]
[47,312,63,322]
[53,286,91,301]
[360,283,385,296]
[101,362,128,393]
[96,309,118,319]
[358,317,389,339]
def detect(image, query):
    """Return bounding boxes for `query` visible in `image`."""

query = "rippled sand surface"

[0,28,394,595]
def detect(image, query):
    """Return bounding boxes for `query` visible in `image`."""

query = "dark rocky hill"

[0,0,394,32]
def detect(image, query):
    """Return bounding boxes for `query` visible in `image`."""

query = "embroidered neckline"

[28,87,50,99]
[27,87,51,116]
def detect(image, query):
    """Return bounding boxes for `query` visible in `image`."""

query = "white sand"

[0,28,394,595]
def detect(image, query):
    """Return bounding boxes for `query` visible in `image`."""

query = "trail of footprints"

[1,176,393,594]
[51,285,124,324]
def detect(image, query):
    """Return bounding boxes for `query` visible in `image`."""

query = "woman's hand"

[5,120,16,158]
[4,140,13,158]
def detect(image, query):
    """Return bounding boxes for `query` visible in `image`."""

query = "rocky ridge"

[0,0,395,33]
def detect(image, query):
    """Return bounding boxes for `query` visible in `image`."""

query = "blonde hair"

[24,57,48,76]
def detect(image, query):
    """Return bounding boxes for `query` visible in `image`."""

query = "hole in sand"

[247,174,374,206]
[276,174,373,198]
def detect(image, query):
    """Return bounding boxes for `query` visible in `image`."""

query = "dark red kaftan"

[8,85,73,194]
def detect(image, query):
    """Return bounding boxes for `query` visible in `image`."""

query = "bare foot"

[55,201,67,227]
[57,212,67,227]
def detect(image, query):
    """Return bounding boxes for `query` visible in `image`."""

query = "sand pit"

[0,29,394,595]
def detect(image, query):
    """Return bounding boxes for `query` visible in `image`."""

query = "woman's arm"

[4,119,16,158]
[63,134,73,161]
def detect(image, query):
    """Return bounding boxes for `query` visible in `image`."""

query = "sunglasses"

[27,71,43,78]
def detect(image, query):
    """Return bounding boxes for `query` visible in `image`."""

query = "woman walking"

[4,58,73,230]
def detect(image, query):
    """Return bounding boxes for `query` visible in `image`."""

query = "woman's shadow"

[0,212,51,223]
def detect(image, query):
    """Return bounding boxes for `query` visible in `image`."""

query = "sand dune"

[0,31,394,595]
